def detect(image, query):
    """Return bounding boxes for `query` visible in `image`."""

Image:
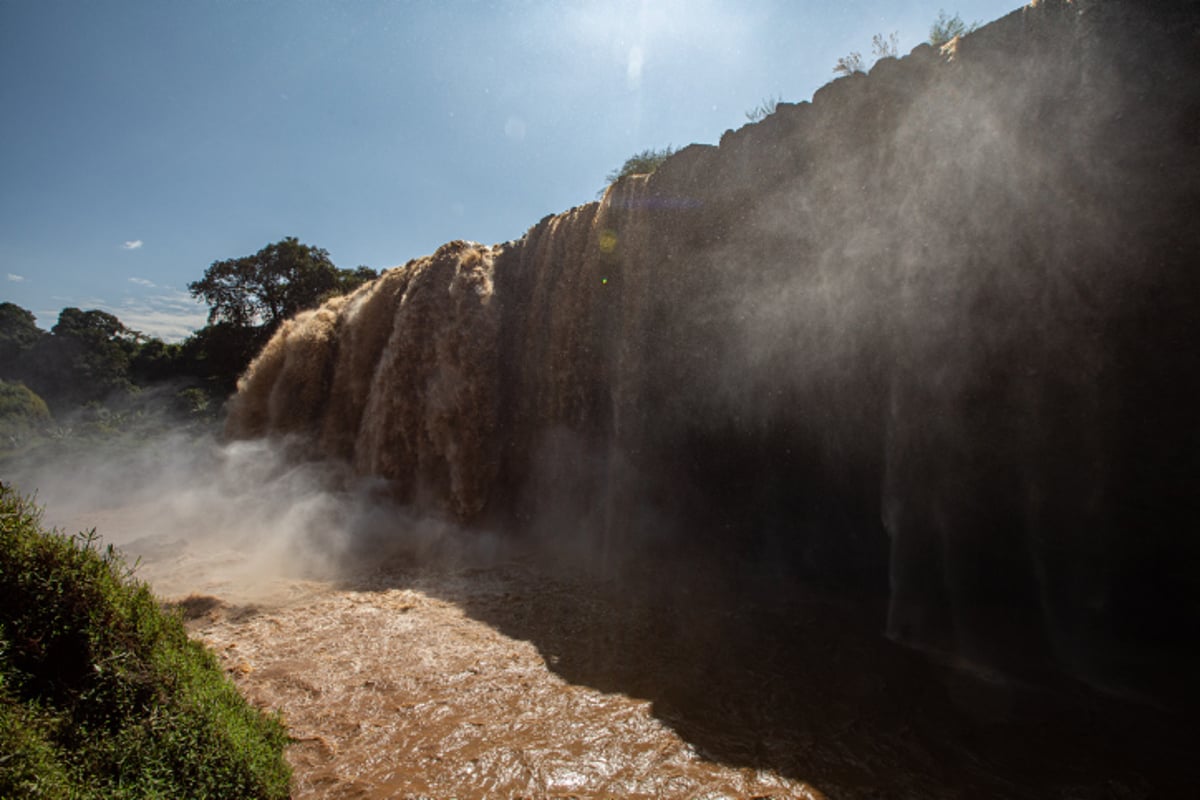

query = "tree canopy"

[0,303,44,380]
[0,303,42,353]
[186,237,378,391]
[0,237,381,423]
[189,237,346,332]
[31,309,138,409]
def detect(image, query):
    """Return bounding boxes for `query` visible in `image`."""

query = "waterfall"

[227,0,1200,704]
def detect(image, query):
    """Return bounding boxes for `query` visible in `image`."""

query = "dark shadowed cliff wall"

[227,0,1200,702]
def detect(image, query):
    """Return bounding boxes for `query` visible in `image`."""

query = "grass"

[0,483,291,799]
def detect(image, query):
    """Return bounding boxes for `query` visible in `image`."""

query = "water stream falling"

[230,0,1200,709]
[16,1,1200,797]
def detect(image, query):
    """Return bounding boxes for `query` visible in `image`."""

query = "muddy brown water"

[58,507,1196,800]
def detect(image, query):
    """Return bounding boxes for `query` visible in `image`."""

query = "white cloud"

[113,289,207,342]
[119,307,208,342]
[61,288,206,342]
[123,240,144,250]
[7,273,25,282]
[129,277,157,288]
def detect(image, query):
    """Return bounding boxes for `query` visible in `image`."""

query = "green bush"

[0,381,51,460]
[0,380,50,428]
[0,484,291,799]
[603,145,677,190]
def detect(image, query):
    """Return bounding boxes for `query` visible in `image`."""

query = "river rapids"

[54,502,1196,800]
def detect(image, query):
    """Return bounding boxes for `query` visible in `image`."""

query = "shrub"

[833,51,865,76]
[745,95,782,123]
[929,10,979,47]
[0,484,291,799]
[604,145,677,188]
[834,31,899,76]
[872,31,899,60]
[0,380,50,426]
[0,380,51,454]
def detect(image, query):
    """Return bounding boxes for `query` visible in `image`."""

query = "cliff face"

[227,0,1200,701]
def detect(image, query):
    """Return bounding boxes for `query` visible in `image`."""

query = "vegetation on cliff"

[603,145,677,191]
[0,484,291,799]
[929,10,979,46]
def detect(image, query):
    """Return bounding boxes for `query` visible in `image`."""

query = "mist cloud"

[112,288,208,341]
[217,1,1200,705]
[9,429,496,604]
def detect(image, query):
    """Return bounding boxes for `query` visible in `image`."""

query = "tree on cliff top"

[189,237,344,332]
[187,238,378,392]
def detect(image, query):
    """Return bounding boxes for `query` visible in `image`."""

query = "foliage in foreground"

[0,484,291,799]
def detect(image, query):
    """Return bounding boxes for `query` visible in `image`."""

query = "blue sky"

[1,0,1020,340]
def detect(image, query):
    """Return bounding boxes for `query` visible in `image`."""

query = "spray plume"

[221,0,1200,703]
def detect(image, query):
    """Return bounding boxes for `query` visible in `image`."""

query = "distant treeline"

[0,237,377,434]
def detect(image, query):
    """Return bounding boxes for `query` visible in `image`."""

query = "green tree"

[317,265,380,306]
[0,303,45,381]
[186,238,377,392]
[129,336,185,385]
[52,307,132,343]
[189,237,344,332]
[341,265,380,293]
[179,321,270,394]
[24,308,138,410]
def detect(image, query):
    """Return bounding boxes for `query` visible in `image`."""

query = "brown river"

[54,502,1195,800]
